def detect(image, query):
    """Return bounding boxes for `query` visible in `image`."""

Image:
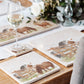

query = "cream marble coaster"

[4,43,33,56]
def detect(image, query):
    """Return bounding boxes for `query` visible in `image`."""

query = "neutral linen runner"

[70,37,84,84]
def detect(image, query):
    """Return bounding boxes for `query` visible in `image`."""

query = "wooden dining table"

[0,0,84,84]
[0,48,73,84]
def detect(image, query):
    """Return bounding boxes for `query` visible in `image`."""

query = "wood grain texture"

[0,49,73,84]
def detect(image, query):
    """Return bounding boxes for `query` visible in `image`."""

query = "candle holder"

[63,0,74,26]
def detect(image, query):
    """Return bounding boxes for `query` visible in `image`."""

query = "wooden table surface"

[0,49,73,84]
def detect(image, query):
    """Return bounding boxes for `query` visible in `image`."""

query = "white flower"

[39,1,45,11]
[31,3,41,16]
[31,1,44,16]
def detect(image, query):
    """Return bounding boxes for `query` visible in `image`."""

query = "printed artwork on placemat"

[0,20,59,46]
[48,40,79,63]
[11,0,32,7]
[0,52,60,84]
[28,28,84,67]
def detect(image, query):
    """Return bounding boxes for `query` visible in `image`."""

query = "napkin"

[70,37,84,84]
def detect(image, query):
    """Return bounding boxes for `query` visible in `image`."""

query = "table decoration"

[27,0,60,24]
[37,0,59,23]
[57,0,84,23]
[28,28,84,67]
[0,51,60,84]
[63,0,74,26]
[26,0,84,27]
[0,19,59,46]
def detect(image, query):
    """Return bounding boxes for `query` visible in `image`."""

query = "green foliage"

[39,0,84,22]
[72,0,76,7]
[60,0,84,20]
[38,0,59,23]
[27,0,84,23]
[26,17,31,23]
[59,0,66,7]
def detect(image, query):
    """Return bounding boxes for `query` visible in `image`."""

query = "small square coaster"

[4,43,33,56]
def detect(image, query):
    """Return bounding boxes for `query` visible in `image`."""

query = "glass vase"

[63,0,74,26]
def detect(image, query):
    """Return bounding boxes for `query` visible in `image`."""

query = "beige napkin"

[70,37,84,84]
